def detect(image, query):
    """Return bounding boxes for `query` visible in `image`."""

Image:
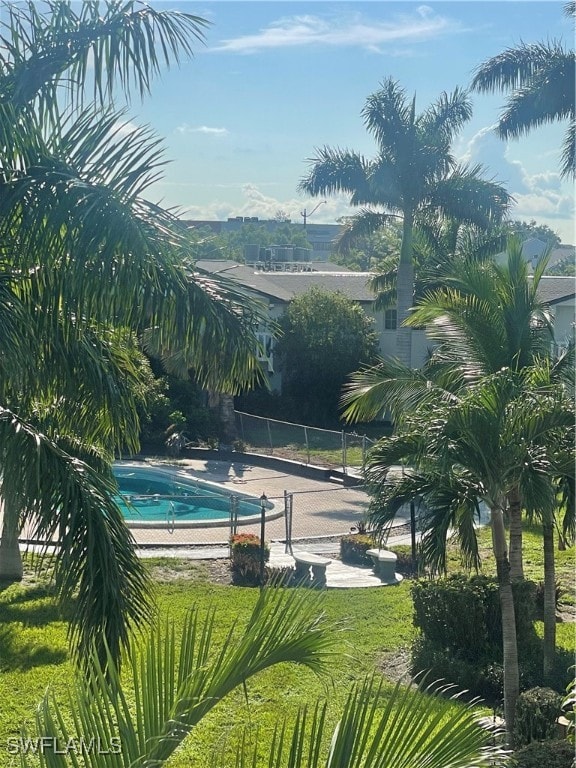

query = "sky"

[131,1,575,243]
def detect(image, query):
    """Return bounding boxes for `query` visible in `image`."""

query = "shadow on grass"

[0,624,67,670]
[0,579,68,670]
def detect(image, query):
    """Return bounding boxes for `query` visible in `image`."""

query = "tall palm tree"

[471,2,575,179]
[343,241,570,575]
[343,243,575,685]
[360,367,573,744]
[368,218,508,313]
[21,587,508,768]
[298,77,511,366]
[0,2,268,664]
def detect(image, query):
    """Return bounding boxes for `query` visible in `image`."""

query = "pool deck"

[14,456,415,589]
[120,457,413,553]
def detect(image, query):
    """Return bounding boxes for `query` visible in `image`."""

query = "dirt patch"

[146,558,232,585]
[378,648,411,684]
[558,603,576,623]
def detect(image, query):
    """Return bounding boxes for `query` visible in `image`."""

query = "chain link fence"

[128,484,378,549]
[234,411,377,472]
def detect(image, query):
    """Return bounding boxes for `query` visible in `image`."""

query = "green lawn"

[0,527,573,767]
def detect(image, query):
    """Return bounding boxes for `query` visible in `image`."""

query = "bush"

[230,534,269,586]
[410,638,504,704]
[409,575,557,702]
[411,575,538,662]
[388,545,418,576]
[513,739,574,768]
[340,534,375,566]
[535,579,563,618]
[514,687,564,747]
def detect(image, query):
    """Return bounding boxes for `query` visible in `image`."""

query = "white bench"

[292,551,332,588]
[366,549,403,584]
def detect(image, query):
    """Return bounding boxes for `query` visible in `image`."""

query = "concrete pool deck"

[120,456,413,553]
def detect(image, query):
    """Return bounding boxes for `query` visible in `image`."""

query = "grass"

[0,525,573,766]
[236,417,391,469]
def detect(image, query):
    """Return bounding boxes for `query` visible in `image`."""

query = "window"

[384,309,397,330]
[255,332,274,372]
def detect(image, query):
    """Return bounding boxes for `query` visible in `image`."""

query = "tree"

[276,288,379,426]
[471,2,575,179]
[507,219,562,249]
[0,1,268,664]
[343,240,568,575]
[342,243,575,706]
[329,220,403,272]
[360,367,573,744]
[368,218,507,312]
[20,588,507,768]
[299,77,511,367]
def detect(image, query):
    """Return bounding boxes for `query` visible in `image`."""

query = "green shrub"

[409,575,554,702]
[535,579,563,617]
[340,534,375,566]
[412,575,500,660]
[563,669,575,745]
[410,637,504,703]
[514,687,564,747]
[411,575,538,662]
[388,545,418,576]
[513,739,574,768]
[230,533,269,586]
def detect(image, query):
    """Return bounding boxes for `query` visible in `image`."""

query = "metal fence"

[234,411,377,472]
[127,484,383,550]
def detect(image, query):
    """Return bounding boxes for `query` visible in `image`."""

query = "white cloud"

[461,126,575,242]
[209,9,463,55]
[175,124,229,136]
[111,119,141,138]
[180,183,354,225]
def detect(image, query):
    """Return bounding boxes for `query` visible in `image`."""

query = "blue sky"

[134,1,574,243]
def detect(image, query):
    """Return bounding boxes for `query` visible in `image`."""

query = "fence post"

[304,426,310,465]
[229,495,238,552]
[259,493,267,584]
[284,490,293,553]
[362,434,367,466]
[267,418,273,454]
[239,412,245,443]
[342,430,347,474]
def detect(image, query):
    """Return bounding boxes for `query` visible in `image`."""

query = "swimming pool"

[113,463,279,529]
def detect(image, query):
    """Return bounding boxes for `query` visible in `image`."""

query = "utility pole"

[300,200,326,228]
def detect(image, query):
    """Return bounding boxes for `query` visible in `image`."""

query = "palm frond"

[1,1,208,119]
[237,674,508,768]
[25,587,338,767]
[426,164,512,227]
[419,86,473,141]
[337,210,401,253]
[0,408,152,665]
[341,358,435,424]
[298,147,370,202]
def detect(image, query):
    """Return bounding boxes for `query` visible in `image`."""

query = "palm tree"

[360,367,573,744]
[0,2,268,664]
[298,77,511,366]
[342,243,575,685]
[471,2,575,179]
[21,587,508,768]
[368,218,508,313]
[343,241,569,574]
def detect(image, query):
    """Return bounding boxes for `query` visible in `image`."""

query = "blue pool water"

[113,465,263,524]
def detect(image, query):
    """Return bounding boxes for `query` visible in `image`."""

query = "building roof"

[196,260,375,303]
[197,260,575,307]
[535,275,576,305]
